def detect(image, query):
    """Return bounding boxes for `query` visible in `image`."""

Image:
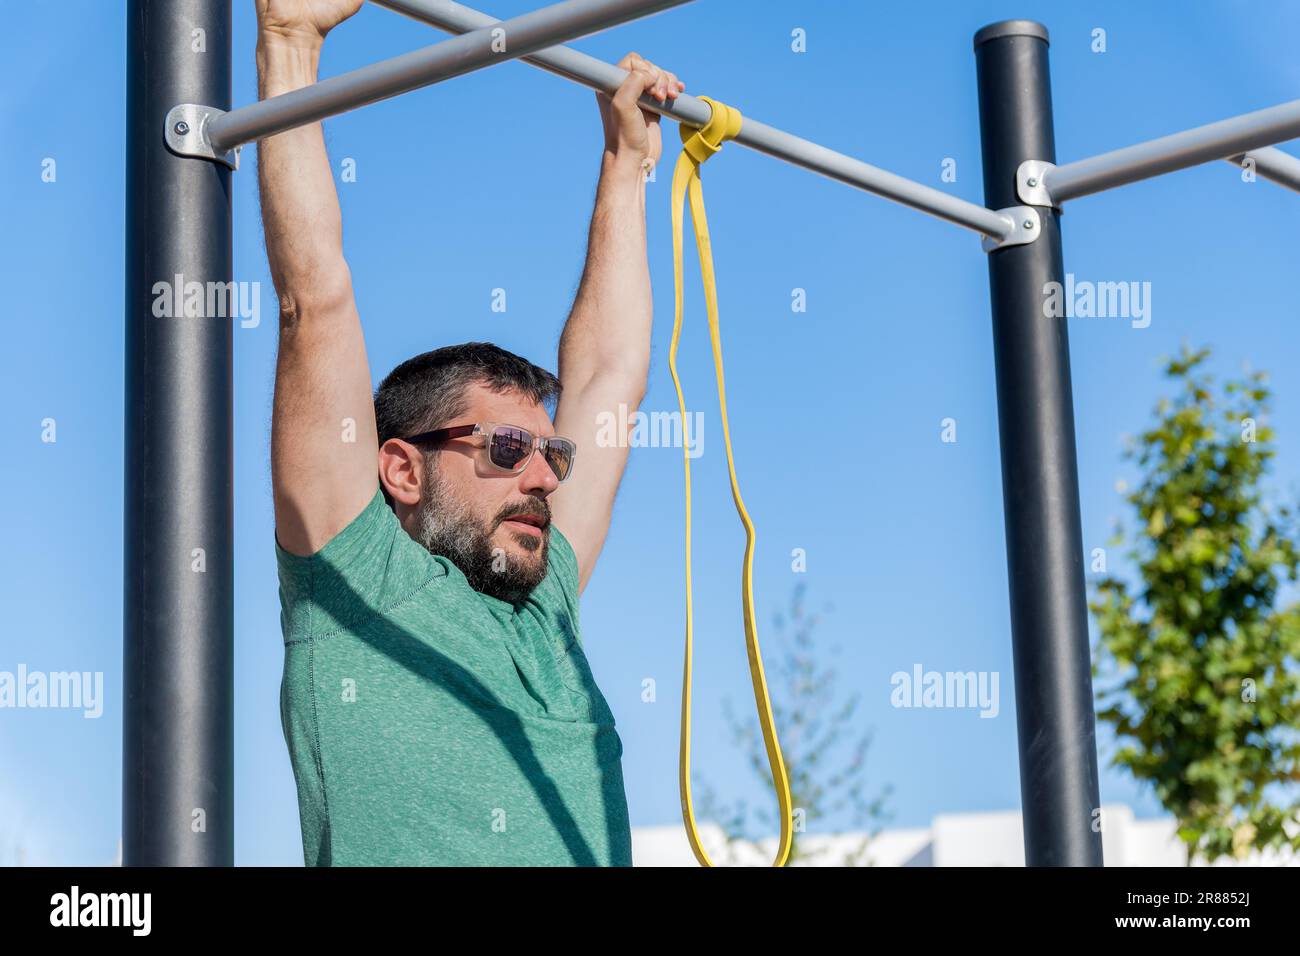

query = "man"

[258,0,683,865]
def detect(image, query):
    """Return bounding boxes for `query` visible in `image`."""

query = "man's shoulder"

[543,523,582,602]
[275,483,452,641]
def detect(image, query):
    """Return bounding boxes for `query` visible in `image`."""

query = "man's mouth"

[502,513,547,537]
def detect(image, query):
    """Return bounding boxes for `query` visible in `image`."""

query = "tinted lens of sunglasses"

[543,440,575,481]
[489,427,533,471]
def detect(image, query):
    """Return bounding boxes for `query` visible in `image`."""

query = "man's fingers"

[616,51,646,71]
[620,53,681,101]
[611,53,684,110]
[612,65,656,111]
[639,60,683,101]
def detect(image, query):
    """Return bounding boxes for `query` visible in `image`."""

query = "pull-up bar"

[1229,146,1300,193]
[378,0,1300,240]
[166,0,692,166]
[168,0,1025,243]
[374,0,1024,242]
[1022,97,1300,205]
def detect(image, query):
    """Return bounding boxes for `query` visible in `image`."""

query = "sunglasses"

[404,421,577,482]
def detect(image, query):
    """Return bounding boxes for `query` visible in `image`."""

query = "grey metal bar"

[1226,145,1300,194]
[206,0,693,151]
[1043,98,1300,203]
[373,0,1016,240]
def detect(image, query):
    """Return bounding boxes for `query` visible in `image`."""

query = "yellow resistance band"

[669,96,794,868]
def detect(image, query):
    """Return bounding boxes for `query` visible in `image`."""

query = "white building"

[632,805,1299,866]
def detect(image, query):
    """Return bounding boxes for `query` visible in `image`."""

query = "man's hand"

[256,0,364,51]
[596,52,684,175]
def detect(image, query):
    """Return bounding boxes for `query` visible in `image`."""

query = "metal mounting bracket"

[982,206,1042,252]
[1016,159,1056,207]
[164,104,240,170]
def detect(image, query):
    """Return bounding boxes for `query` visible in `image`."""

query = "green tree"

[694,581,893,865]
[1090,344,1300,864]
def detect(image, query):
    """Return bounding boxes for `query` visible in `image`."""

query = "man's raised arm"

[258,0,377,557]
[551,54,684,593]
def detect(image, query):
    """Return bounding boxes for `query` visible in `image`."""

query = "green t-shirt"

[275,483,632,866]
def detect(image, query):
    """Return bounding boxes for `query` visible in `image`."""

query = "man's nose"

[520,448,559,493]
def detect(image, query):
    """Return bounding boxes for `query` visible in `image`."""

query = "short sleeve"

[274,483,446,642]
[547,524,581,602]
[533,523,584,645]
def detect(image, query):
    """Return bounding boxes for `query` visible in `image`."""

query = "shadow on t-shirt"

[297,556,628,866]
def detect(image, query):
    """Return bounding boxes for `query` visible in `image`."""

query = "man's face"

[411,383,561,603]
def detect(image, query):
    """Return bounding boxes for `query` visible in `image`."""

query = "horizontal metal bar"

[374,0,1015,240]
[1042,98,1300,203]
[1226,145,1300,194]
[206,0,692,151]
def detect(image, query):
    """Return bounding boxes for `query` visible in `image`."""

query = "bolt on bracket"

[982,206,1042,252]
[164,104,240,170]
[1016,159,1057,207]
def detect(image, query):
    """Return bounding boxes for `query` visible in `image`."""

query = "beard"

[414,460,549,604]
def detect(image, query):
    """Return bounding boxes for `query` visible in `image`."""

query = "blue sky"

[1,0,1298,865]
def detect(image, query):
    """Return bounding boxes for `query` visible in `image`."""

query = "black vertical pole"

[974,21,1103,866]
[125,0,234,865]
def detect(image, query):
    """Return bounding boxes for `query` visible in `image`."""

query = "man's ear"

[378,438,424,508]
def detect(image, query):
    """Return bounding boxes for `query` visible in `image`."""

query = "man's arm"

[551,54,684,594]
[258,0,377,557]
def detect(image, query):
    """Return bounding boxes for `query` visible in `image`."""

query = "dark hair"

[373,342,562,511]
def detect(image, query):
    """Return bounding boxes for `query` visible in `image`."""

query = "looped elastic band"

[669,97,794,868]
[679,95,744,164]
